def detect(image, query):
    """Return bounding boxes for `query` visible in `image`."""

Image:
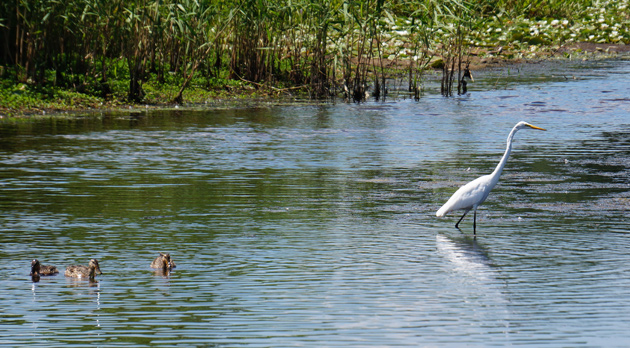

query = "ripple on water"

[1,60,630,347]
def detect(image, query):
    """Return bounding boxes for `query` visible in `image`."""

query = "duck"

[150,252,176,270]
[30,259,59,277]
[65,259,103,280]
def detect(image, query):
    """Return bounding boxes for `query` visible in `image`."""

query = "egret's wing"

[436,175,493,216]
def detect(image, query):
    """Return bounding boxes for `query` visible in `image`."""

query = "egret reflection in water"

[435,233,511,328]
[436,233,498,281]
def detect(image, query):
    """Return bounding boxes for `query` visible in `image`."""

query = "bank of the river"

[467,42,630,70]
[2,0,629,117]
[0,42,628,119]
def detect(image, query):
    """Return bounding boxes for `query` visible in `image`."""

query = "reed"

[0,0,611,105]
[434,0,476,96]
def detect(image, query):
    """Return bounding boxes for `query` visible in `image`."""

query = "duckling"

[30,259,59,277]
[150,252,176,270]
[65,259,103,280]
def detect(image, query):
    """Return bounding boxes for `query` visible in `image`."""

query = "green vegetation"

[0,0,629,115]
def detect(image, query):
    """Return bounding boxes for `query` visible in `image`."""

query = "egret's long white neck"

[490,125,519,180]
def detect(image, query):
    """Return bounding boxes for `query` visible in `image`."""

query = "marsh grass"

[0,0,628,110]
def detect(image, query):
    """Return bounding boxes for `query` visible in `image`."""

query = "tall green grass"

[0,0,622,104]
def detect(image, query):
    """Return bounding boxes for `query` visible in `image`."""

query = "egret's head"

[517,121,546,131]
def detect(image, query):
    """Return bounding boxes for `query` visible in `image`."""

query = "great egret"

[436,121,546,234]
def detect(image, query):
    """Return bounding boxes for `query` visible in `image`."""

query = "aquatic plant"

[0,0,628,109]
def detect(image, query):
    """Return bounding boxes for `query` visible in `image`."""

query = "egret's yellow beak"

[527,124,546,131]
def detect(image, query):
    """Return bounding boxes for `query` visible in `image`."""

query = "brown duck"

[150,252,176,270]
[30,259,59,277]
[65,259,103,280]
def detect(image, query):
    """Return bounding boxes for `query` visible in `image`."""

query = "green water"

[1,59,629,347]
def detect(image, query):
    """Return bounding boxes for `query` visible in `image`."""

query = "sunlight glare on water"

[1,59,629,347]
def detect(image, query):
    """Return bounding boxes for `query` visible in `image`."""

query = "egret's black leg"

[455,209,470,229]
[473,209,477,235]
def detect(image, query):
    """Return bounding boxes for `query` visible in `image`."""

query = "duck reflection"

[153,268,172,278]
[65,277,100,288]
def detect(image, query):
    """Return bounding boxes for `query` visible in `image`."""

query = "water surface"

[1,58,630,347]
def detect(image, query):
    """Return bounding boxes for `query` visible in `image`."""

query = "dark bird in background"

[460,68,474,94]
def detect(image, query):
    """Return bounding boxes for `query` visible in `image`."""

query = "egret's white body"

[436,121,546,234]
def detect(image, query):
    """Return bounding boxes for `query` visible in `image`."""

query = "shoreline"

[468,42,630,70]
[1,43,628,119]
